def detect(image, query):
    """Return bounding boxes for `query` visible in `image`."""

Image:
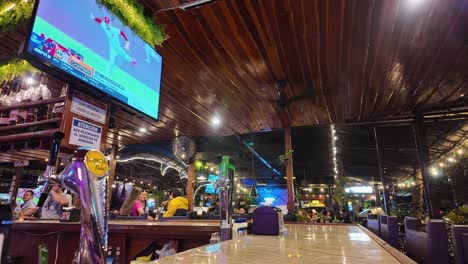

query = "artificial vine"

[0,58,41,83]
[332,176,350,206]
[97,0,168,46]
[0,0,34,36]
[0,0,167,46]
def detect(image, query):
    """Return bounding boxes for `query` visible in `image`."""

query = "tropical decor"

[443,205,468,225]
[0,0,167,46]
[332,176,350,206]
[96,0,167,46]
[0,58,40,83]
[0,0,34,35]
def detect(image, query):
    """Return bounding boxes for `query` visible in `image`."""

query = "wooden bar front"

[8,220,220,264]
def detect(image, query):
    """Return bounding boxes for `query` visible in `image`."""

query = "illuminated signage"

[345,186,373,194]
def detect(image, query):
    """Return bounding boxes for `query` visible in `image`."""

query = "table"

[151,224,415,264]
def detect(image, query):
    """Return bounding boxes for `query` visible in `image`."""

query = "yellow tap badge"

[84,150,108,177]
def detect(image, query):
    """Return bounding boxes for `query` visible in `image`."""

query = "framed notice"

[69,117,102,149]
[71,91,107,124]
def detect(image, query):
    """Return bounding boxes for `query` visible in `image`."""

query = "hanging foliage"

[0,58,41,83]
[332,176,350,206]
[97,0,168,46]
[0,0,34,36]
[0,0,167,46]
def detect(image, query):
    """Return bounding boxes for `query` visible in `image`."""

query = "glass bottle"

[52,85,67,118]
[37,75,51,121]
[115,247,121,264]
[0,85,10,126]
[8,82,20,126]
[17,82,29,124]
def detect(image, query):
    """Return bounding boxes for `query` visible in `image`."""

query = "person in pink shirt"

[120,187,152,219]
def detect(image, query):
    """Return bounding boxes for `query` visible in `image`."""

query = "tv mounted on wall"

[23,0,162,120]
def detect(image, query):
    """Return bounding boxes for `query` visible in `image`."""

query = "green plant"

[278,149,294,165]
[0,0,34,36]
[0,58,41,83]
[332,176,350,206]
[443,205,468,225]
[97,0,167,46]
[0,0,167,47]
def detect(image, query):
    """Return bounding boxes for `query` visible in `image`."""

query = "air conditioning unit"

[179,0,218,10]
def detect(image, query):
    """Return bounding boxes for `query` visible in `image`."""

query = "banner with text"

[71,91,107,124]
[69,117,102,149]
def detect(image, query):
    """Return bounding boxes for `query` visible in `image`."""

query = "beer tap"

[37,132,65,207]
[214,156,235,242]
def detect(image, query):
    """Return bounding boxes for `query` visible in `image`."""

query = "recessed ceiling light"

[139,128,147,133]
[460,94,465,98]
[211,116,221,126]
[25,77,35,85]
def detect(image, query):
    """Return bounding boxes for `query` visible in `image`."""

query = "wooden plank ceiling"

[1,0,467,147]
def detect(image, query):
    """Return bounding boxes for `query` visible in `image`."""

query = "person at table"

[341,209,352,223]
[21,190,37,217]
[120,187,153,219]
[40,178,72,219]
[208,199,220,214]
[163,189,188,217]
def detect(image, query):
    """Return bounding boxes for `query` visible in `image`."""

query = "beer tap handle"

[38,132,65,207]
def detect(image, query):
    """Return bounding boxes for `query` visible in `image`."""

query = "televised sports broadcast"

[27,0,162,120]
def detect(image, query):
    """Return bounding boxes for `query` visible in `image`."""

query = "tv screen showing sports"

[26,0,162,120]
[205,174,219,194]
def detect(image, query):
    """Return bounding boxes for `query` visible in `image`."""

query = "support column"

[285,127,295,214]
[413,169,424,220]
[10,165,24,205]
[327,184,333,206]
[413,114,440,219]
[186,163,195,212]
[374,183,381,207]
[106,145,118,212]
[374,127,389,214]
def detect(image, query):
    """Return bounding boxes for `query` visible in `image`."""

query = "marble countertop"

[14,219,220,227]
[140,224,413,264]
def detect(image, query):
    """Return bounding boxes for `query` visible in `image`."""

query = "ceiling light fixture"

[139,127,147,133]
[211,116,221,126]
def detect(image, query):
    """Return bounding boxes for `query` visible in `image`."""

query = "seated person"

[40,178,72,219]
[163,189,188,217]
[120,187,153,220]
[310,209,319,223]
[21,190,37,217]
[341,209,352,223]
[207,199,220,214]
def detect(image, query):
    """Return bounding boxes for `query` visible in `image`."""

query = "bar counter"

[149,224,415,264]
[8,220,220,263]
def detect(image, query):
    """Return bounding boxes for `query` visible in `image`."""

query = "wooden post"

[374,127,389,214]
[106,145,118,212]
[413,114,440,219]
[413,169,424,220]
[285,127,295,214]
[10,164,24,205]
[186,163,195,212]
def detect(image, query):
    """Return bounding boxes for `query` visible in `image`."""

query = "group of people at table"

[17,179,188,220]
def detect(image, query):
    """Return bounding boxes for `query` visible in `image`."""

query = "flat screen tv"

[205,174,219,194]
[24,0,162,120]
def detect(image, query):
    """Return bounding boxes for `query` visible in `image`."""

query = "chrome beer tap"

[37,132,65,207]
[214,156,235,242]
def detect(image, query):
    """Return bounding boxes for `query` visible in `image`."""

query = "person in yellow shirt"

[162,189,188,217]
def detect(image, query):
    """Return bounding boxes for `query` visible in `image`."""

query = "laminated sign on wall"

[69,117,102,149]
[70,91,107,124]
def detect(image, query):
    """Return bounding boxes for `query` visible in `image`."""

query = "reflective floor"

[148,224,400,264]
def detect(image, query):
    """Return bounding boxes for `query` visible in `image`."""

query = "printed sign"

[85,150,108,177]
[71,91,107,124]
[69,117,102,149]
